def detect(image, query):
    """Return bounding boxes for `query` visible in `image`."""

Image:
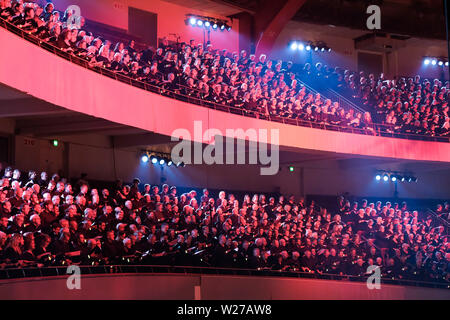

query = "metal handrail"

[427,209,450,226]
[0,264,448,289]
[296,78,322,97]
[0,17,449,143]
[297,79,359,113]
[296,77,367,115]
[426,208,449,234]
[326,88,367,114]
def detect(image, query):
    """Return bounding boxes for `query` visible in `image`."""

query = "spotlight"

[212,23,218,29]
[204,21,210,28]
[220,24,225,30]
[328,47,332,52]
[438,60,444,66]
[226,25,231,31]
[197,20,203,27]
[383,174,389,182]
[298,43,304,50]
[411,177,418,183]
[306,45,311,51]
[150,155,158,164]
[375,174,381,181]
[189,17,196,25]
[159,158,166,166]
[391,175,397,182]
[423,58,430,65]
[52,139,59,147]
[167,160,173,167]
[321,47,325,52]
[141,155,149,163]
[314,46,319,51]
[289,166,295,172]
[446,62,449,67]
[407,177,413,182]
[176,161,185,167]
[290,42,298,50]
[431,59,437,65]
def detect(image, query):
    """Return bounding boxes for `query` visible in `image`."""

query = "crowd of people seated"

[299,62,450,137]
[1,1,449,139]
[0,2,449,283]
[2,1,449,138]
[0,165,448,285]
[1,0,377,134]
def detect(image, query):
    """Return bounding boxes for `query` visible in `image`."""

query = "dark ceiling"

[217,0,448,40]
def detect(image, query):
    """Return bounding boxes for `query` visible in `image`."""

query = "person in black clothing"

[40,202,59,231]
[102,230,122,263]
[9,188,24,209]
[34,233,52,262]
[248,247,265,269]
[161,72,178,93]
[21,6,38,32]
[3,234,23,264]
[147,65,162,86]
[21,234,36,262]
[24,170,37,189]
[0,0,15,20]
[7,214,24,234]
[10,3,25,26]
[40,2,54,21]
[212,234,229,267]
[109,52,123,72]
[285,251,301,271]
[300,249,317,273]
[37,171,48,188]
[126,40,137,58]
[0,161,448,283]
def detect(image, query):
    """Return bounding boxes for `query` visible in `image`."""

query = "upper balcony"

[1,19,450,163]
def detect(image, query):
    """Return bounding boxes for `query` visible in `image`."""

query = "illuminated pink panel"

[55,0,240,52]
[0,274,448,300]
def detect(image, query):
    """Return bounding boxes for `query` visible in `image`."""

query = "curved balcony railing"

[297,77,368,115]
[426,208,450,234]
[326,88,368,114]
[0,18,449,143]
[0,264,448,290]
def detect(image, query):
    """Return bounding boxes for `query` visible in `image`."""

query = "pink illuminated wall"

[55,0,239,52]
[272,21,448,80]
[0,274,448,300]
[12,133,450,200]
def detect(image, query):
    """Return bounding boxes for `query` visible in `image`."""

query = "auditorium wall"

[49,0,445,80]
[55,0,240,52]
[0,273,449,300]
[272,21,448,80]
[272,21,359,72]
[12,134,450,200]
